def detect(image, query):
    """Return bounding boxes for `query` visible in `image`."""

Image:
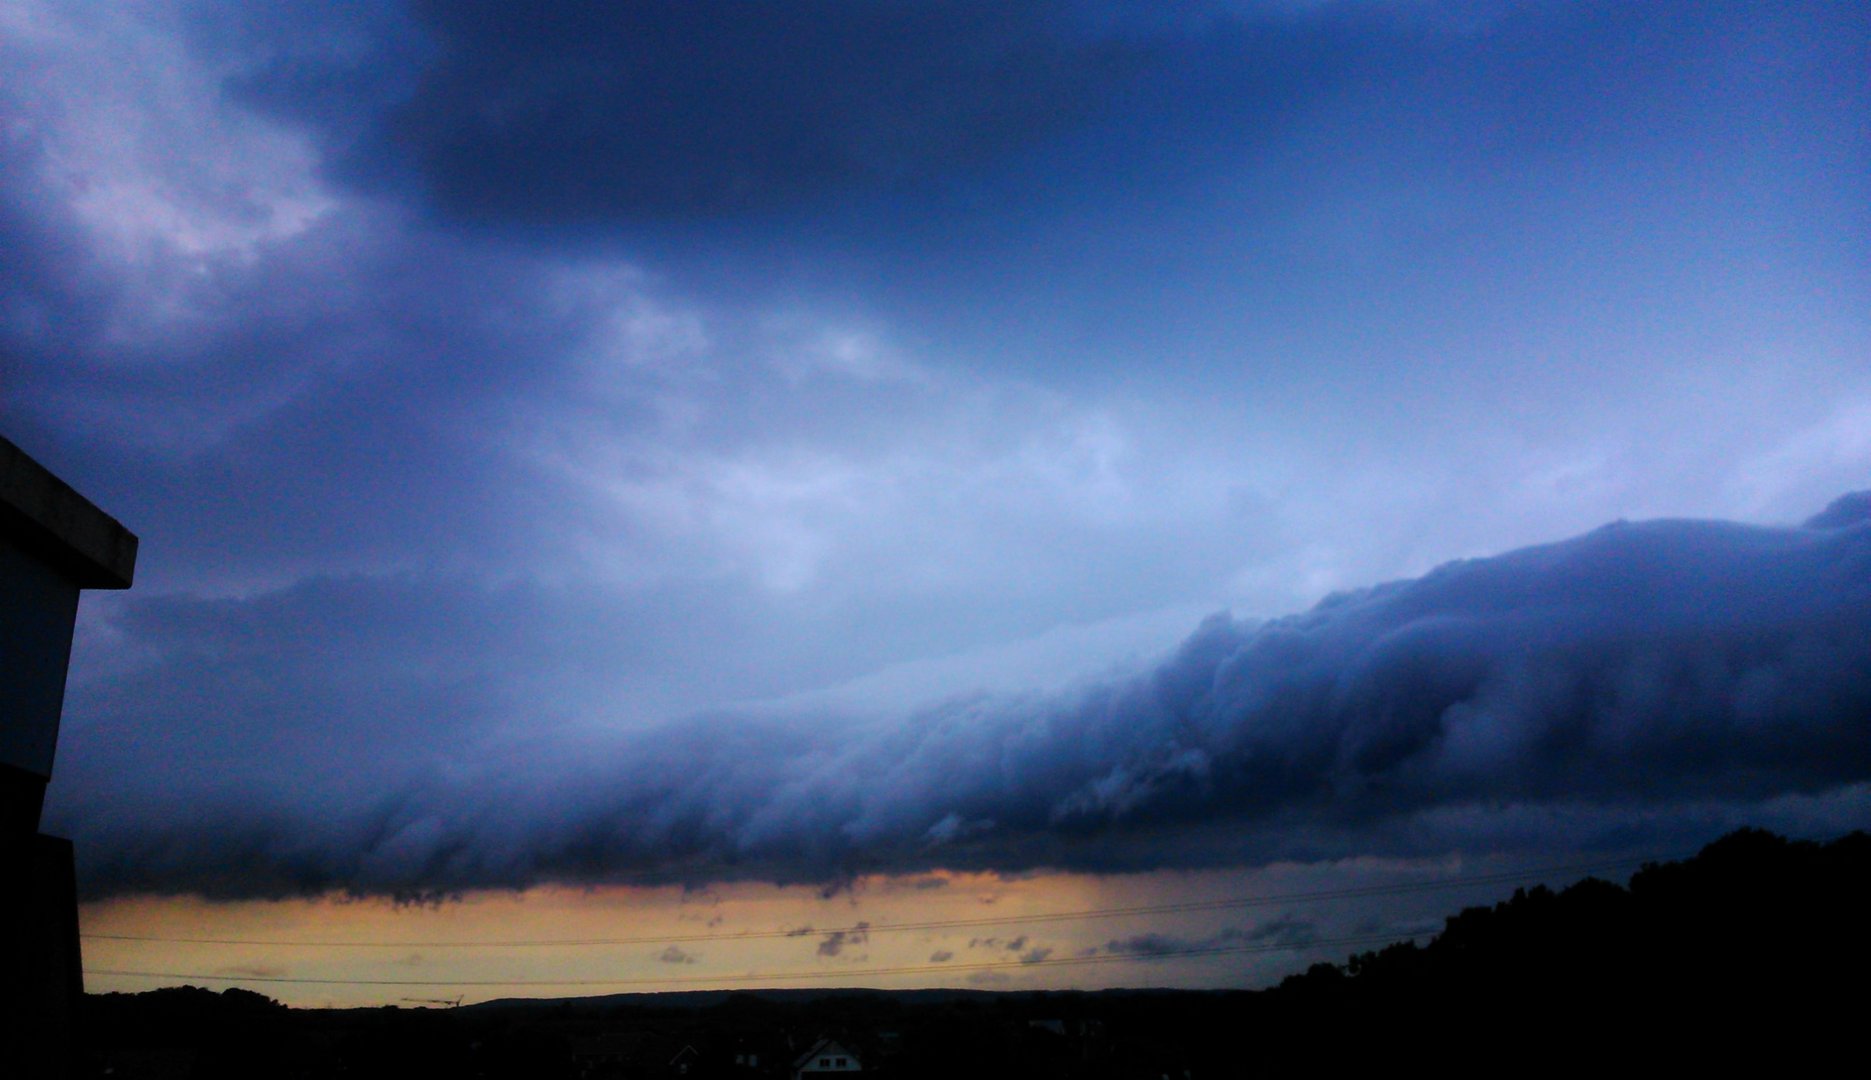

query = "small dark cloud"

[1103,933,1185,958]
[817,922,870,958]
[929,950,954,963]
[657,945,698,965]
[818,877,860,901]
[215,964,288,978]
[1105,917,1318,957]
[1018,947,1053,964]
[1243,916,1318,948]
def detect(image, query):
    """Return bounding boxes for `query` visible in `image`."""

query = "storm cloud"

[53,496,1871,899]
[7,1,1869,910]
[189,3,1105,225]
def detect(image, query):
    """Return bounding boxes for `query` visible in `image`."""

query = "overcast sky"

[4,0,1869,926]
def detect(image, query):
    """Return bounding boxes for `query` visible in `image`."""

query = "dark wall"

[1,533,83,818]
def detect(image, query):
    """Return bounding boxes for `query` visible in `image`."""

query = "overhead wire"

[81,852,1666,950]
[85,928,1429,989]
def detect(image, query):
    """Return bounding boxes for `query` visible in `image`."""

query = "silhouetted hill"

[467,986,1022,1013]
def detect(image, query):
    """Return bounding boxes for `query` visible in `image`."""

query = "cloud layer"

[5,2,1867,906]
[55,496,1871,899]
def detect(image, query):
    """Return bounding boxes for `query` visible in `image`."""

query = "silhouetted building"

[2,434,137,1079]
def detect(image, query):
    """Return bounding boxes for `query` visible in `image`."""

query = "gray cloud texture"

[52,495,1871,899]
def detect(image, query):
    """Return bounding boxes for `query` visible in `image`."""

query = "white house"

[793,1037,862,1078]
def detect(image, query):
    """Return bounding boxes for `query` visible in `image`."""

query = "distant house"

[726,1033,776,1072]
[570,1031,702,1079]
[1027,1017,1109,1066]
[793,1036,861,1078]
[570,1030,647,1077]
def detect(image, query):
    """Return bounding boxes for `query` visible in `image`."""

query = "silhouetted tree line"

[1259,827,1870,1069]
[80,828,1871,1077]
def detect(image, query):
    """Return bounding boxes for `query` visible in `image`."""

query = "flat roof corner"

[0,435,139,589]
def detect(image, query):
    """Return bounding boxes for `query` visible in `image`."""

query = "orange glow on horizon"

[77,854,1565,1008]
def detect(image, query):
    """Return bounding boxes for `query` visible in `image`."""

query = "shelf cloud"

[58,495,1871,899]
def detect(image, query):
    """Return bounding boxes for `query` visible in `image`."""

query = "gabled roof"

[793,1036,859,1068]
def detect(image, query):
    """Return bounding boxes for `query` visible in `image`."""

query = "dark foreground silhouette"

[81,828,1870,1077]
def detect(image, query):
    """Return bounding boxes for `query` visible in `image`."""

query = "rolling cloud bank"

[58,493,1871,900]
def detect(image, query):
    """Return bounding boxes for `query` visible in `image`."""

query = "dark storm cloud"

[280,0,1150,222]
[204,0,1833,240]
[0,31,579,578]
[1104,917,1316,957]
[0,208,592,591]
[14,1,1871,907]
[52,496,1871,899]
[212,0,1427,231]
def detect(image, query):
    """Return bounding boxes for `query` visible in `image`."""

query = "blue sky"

[4,1,1868,910]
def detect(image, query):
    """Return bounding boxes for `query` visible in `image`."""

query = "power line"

[84,928,1424,989]
[82,853,1661,949]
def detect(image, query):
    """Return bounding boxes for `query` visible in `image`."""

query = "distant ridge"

[466,986,1217,1013]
